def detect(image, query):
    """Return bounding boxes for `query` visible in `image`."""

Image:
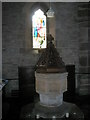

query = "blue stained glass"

[34,27,38,37]
[43,20,45,26]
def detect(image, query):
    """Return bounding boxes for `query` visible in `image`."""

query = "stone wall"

[55,2,79,70]
[0,2,2,119]
[76,3,90,95]
[2,2,89,97]
[0,2,2,81]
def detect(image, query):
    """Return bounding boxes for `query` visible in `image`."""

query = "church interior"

[0,1,90,120]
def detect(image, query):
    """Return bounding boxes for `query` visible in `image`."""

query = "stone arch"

[23,2,48,50]
[23,2,56,50]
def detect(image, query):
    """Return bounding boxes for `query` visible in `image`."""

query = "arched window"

[32,9,46,49]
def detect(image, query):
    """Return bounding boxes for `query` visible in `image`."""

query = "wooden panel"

[18,66,36,103]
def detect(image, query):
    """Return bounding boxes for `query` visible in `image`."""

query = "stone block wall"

[0,2,2,119]
[2,2,89,96]
[76,2,90,95]
[55,2,79,70]
[2,2,41,97]
[0,2,2,81]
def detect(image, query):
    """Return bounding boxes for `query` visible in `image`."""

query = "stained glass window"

[32,9,46,49]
